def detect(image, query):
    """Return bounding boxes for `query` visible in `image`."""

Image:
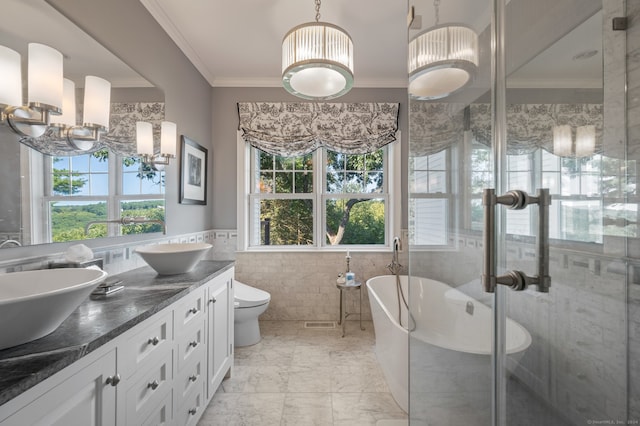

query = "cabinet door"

[206,272,232,398]
[1,349,117,426]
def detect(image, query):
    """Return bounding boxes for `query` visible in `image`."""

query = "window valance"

[409,102,604,157]
[238,102,400,156]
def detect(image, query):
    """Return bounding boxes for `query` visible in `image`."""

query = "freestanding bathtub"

[366,275,532,419]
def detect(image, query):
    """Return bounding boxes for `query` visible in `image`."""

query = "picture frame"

[179,135,208,205]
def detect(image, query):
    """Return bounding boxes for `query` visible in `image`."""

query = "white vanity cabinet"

[205,268,234,399]
[0,348,117,426]
[0,264,235,426]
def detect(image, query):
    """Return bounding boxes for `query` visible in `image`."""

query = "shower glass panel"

[407,0,494,422]
[408,0,636,424]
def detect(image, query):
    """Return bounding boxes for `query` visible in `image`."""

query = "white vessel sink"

[0,268,108,351]
[135,243,212,275]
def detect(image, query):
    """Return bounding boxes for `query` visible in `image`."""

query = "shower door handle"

[482,188,551,293]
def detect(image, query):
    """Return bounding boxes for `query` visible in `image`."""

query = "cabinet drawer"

[121,310,172,379]
[176,318,205,372]
[176,381,205,426]
[140,389,172,426]
[124,351,172,426]
[175,356,204,410]
[175,288,206,335]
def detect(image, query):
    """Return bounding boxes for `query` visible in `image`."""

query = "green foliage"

[51,202,107,242]
[260,199,313,245]
[122,201,166,235]
[50,200,165,242]
[326,199,385,245]
[52,171,87,195]
[258,149,386,246]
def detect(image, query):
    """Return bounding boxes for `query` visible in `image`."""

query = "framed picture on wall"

[179,135,208,205]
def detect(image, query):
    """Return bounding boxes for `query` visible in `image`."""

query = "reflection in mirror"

[0,0,165,248]
[409,8,636,248]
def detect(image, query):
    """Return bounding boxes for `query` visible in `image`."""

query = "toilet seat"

[234,281,270,308]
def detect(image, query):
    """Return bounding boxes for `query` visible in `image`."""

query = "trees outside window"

[46,150,165,242]
[248,146,389,248]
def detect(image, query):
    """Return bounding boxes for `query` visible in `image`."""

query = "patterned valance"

[237,102,400,156]
[471,103,603,156]
[409,101,466,156]
[409,101,603,157]
[18,102,165,157]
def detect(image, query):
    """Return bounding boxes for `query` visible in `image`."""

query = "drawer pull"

[148,336,160,346]
[147,380,159,390]
[188,408,197,416]
[189,307,198,314]
[189,340,199,348]
[105,374,121,387]
[208,297,216,304]
[189,374,198,382]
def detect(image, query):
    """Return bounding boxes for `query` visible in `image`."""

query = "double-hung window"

[242,140,397,250]
[409,148,453,247]
[42,151,165,242]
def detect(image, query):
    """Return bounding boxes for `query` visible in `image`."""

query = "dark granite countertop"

[0,260,234,406]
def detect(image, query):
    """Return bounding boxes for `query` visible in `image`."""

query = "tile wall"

[234,250,409,322]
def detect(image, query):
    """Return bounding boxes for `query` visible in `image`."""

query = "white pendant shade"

[282,22,354,100]
[575,125,596,157]
[553,125,572,157]
[408,25,478,100]
[27,43,63,112]
[0,46,22,107]
[83,76,111,129]
[160,121,177,157]
[52,79,77,128]
[136,121,154,156]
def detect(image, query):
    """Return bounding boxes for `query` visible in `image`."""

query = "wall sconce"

[0,43,111,151]
[136,121,177,171]
[553,125,596,157]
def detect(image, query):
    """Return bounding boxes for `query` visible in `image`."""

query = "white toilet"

[233,281,271,347]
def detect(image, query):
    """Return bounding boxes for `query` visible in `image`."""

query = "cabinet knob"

[188,408,197,416]
[208,297,216,304]
[105,374,121,387]
[189,374,198,382]
[147,380,159,390]
[189,340,199,348]
[189,307,198,314]
[148,336,160,346]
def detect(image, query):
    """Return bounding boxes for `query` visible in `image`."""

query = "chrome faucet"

[387,236,402,275]
[85,217,166,235]
[0,239,21,248]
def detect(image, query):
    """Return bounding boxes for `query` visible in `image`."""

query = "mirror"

[0,0,166,249]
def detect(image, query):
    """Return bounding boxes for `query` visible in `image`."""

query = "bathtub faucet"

[387,236,402,275]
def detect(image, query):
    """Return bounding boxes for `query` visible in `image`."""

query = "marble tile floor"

[197,320,408,426]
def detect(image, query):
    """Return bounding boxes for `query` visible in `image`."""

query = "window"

[43,151,165,242]
[465,147,638,244]
[240,137,399,250]
[409,149,453,246]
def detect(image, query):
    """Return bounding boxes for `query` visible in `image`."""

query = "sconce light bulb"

[52,79,77,128]
[28,43,63,112]
[136,121,154,156]
[0,45,22,107]
[160,121,177,157]
[83,76,111,130]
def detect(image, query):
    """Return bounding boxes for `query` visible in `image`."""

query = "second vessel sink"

[0,268,108,351]
[134,242,212,275]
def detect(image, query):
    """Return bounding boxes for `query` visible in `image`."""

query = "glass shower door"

[408,0,634,424]
[498,0,631,424]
